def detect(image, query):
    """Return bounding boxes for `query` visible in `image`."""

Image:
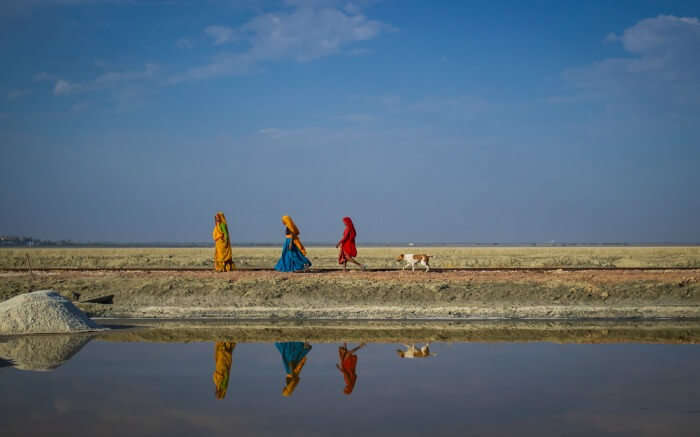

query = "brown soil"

[1,269,698,320]
[95,319,700,344]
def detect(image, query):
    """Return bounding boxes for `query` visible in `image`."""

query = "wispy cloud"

[71,101,89,112]
[204,25,237,45]
[53,79,78,95]
[169,2,393,83]
[562,15,700,109]
[33,72,57,82]
[175,37,194,49]
[336,113,374,122]
[0,0,132,17]
[345,47,372,56]
[7,88,31,100]
[52,63,158,96]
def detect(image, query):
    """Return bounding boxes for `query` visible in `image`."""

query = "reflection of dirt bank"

[0,334,93,371]
[96,320,700,344]
[1,269,699,319]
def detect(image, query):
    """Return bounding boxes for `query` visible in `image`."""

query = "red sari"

[338,348,358,395]
[338,217,358,264]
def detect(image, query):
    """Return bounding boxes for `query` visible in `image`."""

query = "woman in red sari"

[337,342,365,395]
[336,217,365,271]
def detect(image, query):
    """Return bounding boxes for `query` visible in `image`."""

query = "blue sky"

[1,0,699,243]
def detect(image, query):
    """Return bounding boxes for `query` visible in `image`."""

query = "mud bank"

[95,319,700,344]
[2,269,698,320]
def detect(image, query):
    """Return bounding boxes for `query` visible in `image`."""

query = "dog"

[396,253,432,272]
[396,343,436,359]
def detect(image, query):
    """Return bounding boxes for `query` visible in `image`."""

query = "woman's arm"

[337,227,350,247]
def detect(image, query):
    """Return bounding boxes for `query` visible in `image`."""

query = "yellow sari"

[213,212,234,271]
[213,342,236,399]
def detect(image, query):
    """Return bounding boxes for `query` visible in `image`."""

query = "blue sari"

[274,237,312,272]
[275,342,312,374]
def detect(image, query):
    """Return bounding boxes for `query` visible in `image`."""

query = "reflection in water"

[212,342,236,399]
[275,341,312,397]
[337,342,365,395]
[2,340,700,436]
[396,343,436,359]
[0,334,93,371]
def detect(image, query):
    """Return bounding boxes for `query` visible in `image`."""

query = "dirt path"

[1,269,698,320]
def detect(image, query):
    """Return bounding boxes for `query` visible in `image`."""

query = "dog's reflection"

[396,343,436,358]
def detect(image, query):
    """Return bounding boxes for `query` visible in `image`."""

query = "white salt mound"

[0,290,102,335]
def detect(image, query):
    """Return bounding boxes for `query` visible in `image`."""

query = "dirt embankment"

[1,269,698,320]
[95,319,700,344]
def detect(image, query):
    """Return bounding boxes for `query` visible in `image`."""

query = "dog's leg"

[425,260,430,272]
[411,262,415,272]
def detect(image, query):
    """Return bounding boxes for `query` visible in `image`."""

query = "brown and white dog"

[396,253,432,272]
[396,343,436,359]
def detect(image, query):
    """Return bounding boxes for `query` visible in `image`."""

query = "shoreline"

[94,319,700,344]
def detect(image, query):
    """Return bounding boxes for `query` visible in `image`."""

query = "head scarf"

[282,375,300,397]
[281,215,299,236]
[282,215,306,255]
[282,356,307,397]
[216,212,229,242]
[342,217,356,237]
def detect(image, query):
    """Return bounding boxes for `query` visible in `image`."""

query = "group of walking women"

[213,341,366,399]
[213,212,365,272]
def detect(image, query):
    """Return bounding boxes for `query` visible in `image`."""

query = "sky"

[1,0,699,244]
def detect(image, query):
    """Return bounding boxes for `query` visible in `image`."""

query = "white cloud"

[204,25,237,45]
[53,79,78,95]
[563,15,700,108]
[170,2,391,82]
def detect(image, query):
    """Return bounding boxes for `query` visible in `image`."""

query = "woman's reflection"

[275,342,312,397]
[337,342,365,395]
[213,342,236,399]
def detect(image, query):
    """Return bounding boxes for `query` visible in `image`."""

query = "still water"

[1,336,699,436]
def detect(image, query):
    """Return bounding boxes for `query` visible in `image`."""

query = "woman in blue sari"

[275,341,312,396]
[274,215,312,272]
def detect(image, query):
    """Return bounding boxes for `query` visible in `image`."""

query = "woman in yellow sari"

[212,341,236,399]
[213,212,234,272]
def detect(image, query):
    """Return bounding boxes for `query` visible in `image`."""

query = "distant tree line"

[0,236,77,247]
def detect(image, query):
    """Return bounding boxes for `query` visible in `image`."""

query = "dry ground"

[1,268,698,320]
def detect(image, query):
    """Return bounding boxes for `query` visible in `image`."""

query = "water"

[1,335,699,436]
